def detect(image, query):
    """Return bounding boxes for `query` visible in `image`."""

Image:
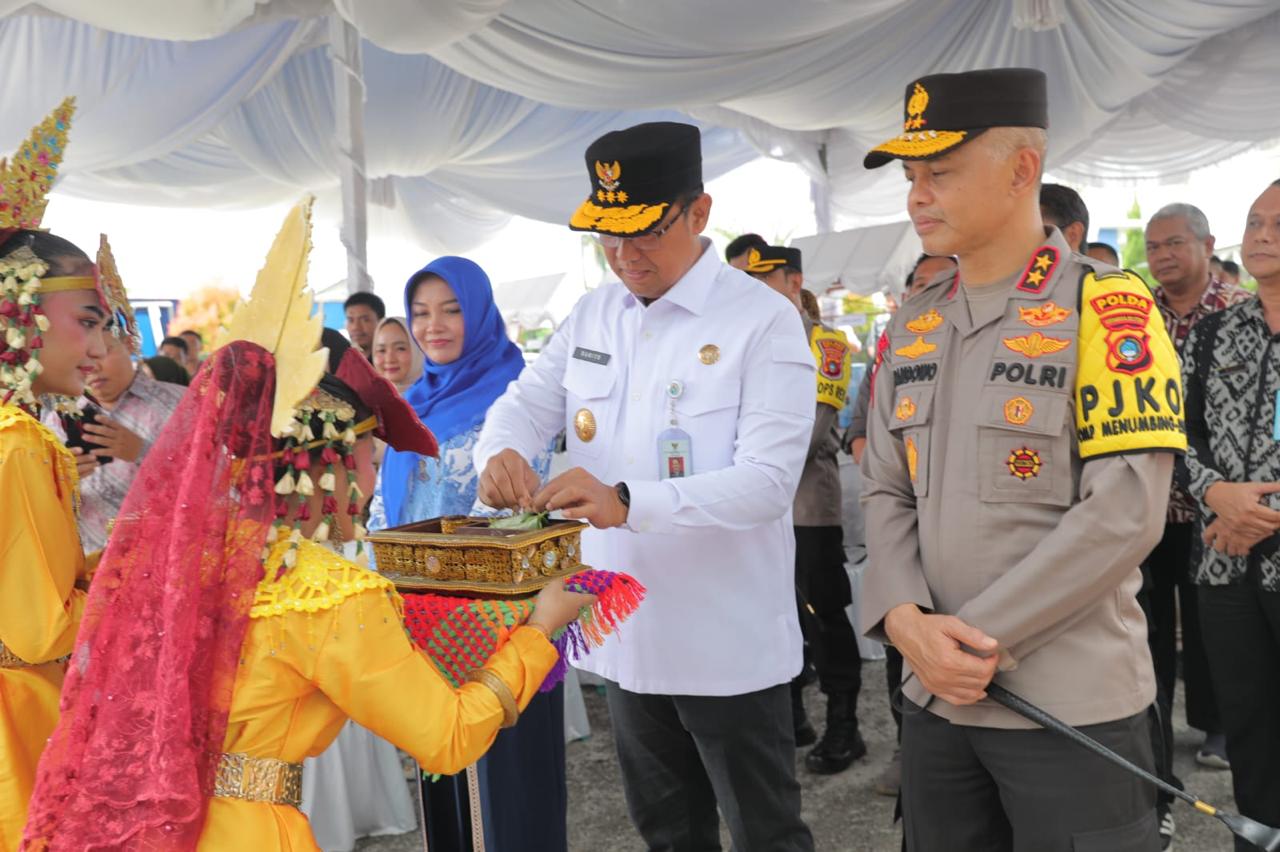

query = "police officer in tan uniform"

[859,68,1185,851]
[745,244,866,775]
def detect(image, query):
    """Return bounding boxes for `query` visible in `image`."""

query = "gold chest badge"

[1018,302,1071,328]
[894,336,937,360]
[1002,332,1070,359]
[905,435,919,483]
[1007,447,1042,480]
[1003,396,1034,426]
[895,396,917,422]
[574,408,597,443]
[699,344,720,365]
[905,309,943,334]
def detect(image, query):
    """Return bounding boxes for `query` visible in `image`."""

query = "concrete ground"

[362,670,1237,851]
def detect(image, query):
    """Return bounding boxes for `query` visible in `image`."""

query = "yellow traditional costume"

[0,99,140,850]
[22,201,639,851]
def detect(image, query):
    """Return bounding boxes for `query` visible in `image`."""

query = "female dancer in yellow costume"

[23,200,606,851]
[0,99,140,850]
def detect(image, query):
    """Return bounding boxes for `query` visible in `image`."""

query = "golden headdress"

[95,235,140,352]
[220,197,328,437]
[0,97,74,232]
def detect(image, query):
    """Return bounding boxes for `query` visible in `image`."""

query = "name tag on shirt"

[658,427,692,479]
[572,347,611,366]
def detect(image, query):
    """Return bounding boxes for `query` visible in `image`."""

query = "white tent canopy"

[4,1,1280,261]
[792,222,922,296]
[491,272,584,328]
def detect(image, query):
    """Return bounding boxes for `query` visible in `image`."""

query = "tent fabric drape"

[3,0,1280,246]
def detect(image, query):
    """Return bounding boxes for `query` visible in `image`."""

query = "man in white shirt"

[475,122,816,851]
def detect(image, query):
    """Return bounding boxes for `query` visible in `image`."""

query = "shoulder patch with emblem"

[811,325,852,409]
[1074,270,1187,459]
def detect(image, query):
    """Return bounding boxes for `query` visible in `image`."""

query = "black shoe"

[805,692,866,775]
[791,686,817,747]
[1157,802,1175,851]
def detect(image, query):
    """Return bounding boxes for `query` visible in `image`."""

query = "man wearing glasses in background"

[475,122,816,851]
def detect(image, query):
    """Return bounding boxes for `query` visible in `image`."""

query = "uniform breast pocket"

[888,384,934,498]
[673,379,742,472]
[976,388,1073,507]
[563,360,617,460]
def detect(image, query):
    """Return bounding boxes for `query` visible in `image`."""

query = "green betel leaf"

[489,511,549,531]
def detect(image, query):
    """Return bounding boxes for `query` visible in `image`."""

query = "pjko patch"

[1090,291,1155,375]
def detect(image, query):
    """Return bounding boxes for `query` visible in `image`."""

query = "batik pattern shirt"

[1180,298,1280,591]
[1154,276,1253,523]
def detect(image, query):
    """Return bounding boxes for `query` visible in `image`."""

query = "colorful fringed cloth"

[402,569,644,692]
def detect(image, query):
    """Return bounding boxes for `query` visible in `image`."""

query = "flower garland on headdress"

[0,99,138,415]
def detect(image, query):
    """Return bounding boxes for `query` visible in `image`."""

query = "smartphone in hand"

[61,402,112,467]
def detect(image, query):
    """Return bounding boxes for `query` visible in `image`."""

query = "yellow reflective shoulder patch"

[811,326,853,410]
[1074,271,1187,458]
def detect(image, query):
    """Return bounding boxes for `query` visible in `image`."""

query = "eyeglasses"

[595,205,690,251]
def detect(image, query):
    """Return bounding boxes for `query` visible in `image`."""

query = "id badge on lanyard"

[658,380,692,480]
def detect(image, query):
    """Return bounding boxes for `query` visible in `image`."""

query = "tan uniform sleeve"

[955,452,1171,667]
[857,339,935,641]
[0,439,86,663]
[308,588,559,776]
[807,401,838,467]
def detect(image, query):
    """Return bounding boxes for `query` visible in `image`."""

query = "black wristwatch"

[614,481,631,508]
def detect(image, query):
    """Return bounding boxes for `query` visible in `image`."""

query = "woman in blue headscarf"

[368,256,564,852]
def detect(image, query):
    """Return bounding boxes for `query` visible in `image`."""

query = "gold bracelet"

[523,620,553,642]
[466,668,519,729]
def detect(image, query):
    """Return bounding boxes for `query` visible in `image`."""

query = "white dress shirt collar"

[622,237,719,317]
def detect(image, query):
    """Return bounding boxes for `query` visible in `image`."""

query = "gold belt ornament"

[213,753,303,808]
[0,641,31,668]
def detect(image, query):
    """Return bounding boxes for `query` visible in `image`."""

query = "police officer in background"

[745,244,866,775]
[859,68,1184,850]
[475,122,815,851]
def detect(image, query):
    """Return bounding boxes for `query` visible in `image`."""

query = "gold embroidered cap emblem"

[1018,302,1071,328]
[699,344,720,365]
[595,160,622,192]
[904,82,929,131]
[1002,332,1071,359]
[574,408,597,443]
[895,396,917,422]
[905,309,943,334]
[894,336,938,360]
[1004,396,1034,426]
[905,435,919,483]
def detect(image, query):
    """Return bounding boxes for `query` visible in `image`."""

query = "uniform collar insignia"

[1015,245,1060,295]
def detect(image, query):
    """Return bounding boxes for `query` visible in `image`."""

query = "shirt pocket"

[976,387,1072,507]
[673,378,743,472]
[563,359,617,460]
[888,384,934,499]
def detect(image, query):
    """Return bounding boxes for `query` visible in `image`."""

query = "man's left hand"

[1202,516,1270,557]
[534,467,628,529]
[83,415,145,463]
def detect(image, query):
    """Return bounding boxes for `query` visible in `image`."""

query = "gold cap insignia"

[905,309,943,334]
[594,160,622,192]
[1004,396,1034,426]
[574,408,597,442]
[699,344,720,365]
[1002,332,1070,359]
[894,335,937,360]
[904,82,929,131]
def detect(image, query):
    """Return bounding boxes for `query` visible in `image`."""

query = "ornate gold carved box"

[367,516,588,596]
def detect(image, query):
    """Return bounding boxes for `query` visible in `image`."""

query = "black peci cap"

[743,245,802,275]
[864,68,1048,169]
[569,122,703,237]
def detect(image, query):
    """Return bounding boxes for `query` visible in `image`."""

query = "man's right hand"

[1204,481,1280,540]
[478,449,540,511]
[884,603,999,706]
